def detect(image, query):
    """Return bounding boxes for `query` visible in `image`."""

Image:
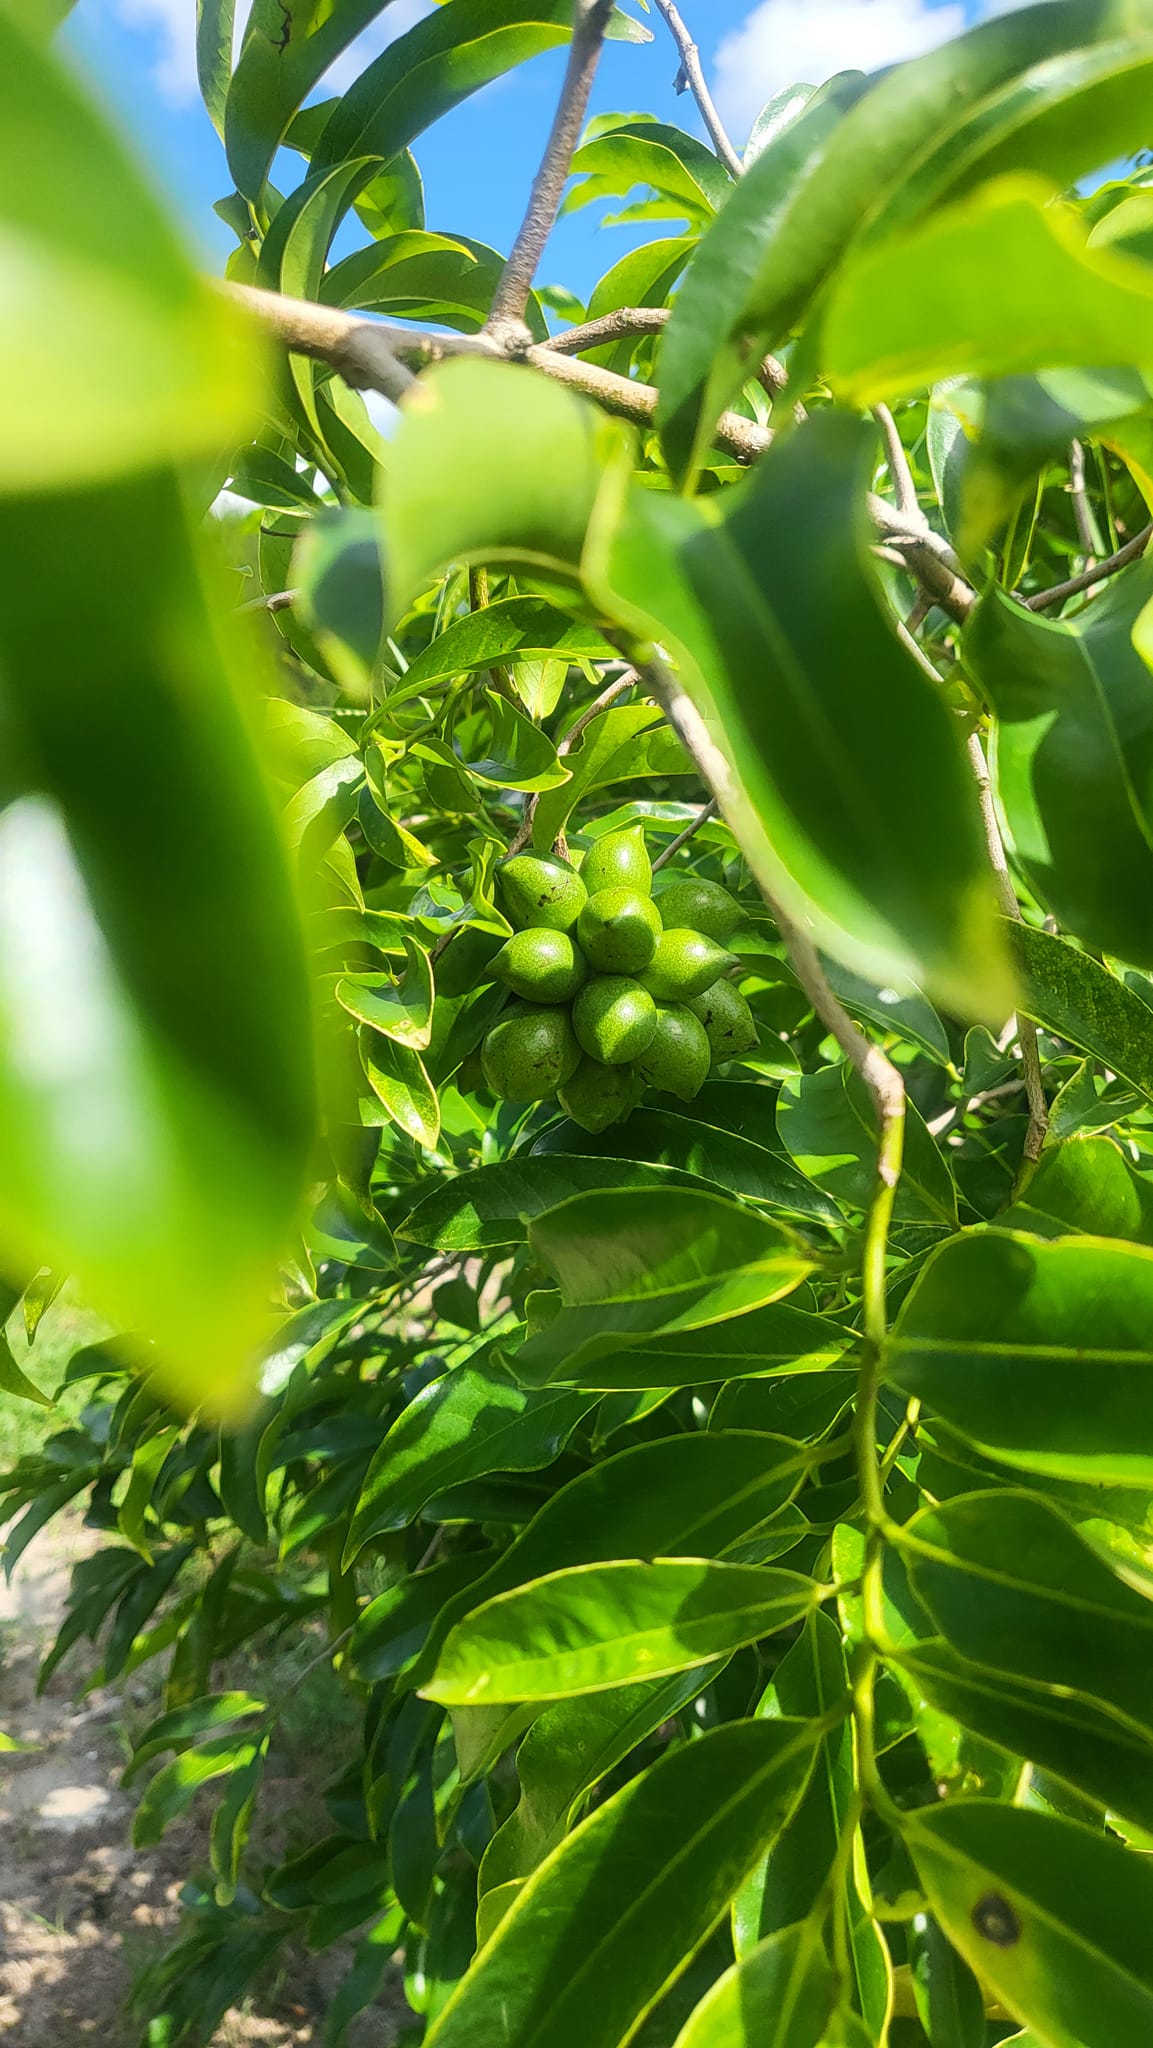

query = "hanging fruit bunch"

[479,824,759,1131]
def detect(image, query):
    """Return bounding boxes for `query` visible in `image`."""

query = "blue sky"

[66,0,997,304]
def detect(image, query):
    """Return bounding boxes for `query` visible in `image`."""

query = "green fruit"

[497,852,587,933]
[580,824,652,897]
[687,979,759,1060]
[654,876,742,942]
[481,1004,581,1101]
[492,928,587,1004]
[559,1056,636,1133]
[639,928,738,1001]
[638,1005,711,1102]
[573,975,658,1064]
[577,887,662,974]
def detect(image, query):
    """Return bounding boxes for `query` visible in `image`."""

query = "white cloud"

[114,0,198,102]
[712,0,966,140]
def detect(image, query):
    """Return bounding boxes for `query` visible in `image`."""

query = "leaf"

[360,1028,440,1150]
[394,598,613,699]
[513,1187,814,1386]
[311,0,646,188]
[1009,923,1153,1100]
[338,940,434,1050]
[672,1922,838,2048]
[895,1638,1153,1838]
[0,1333,51,1407]
[529,706,692,852]
[886,1228,1153,1484]
[225,0,410,197]
[414,1430,814,1690]
[964,564,1153,966]
[196,0,235,134]
[464,691,568,791]
[512,1299,849,1394]
[532,1107,844,1226]
[824,176,1153,407]
[381,359,630,618]
[397,1154,715,1250]
[0,471,314,1420]
[999,1136,1153,1246]
[820,959,951,1067]
[735,1613,889,2034]
[590,413,1012,1022]
[0,13,255,490]
[778,1066,956,1227]
[424,1718,820,2048]
[904,1799,1153,2047]
[344,1357,596,1562]
[133,1732,263,1848]
[480,1669,711,1897]
[422,1558,820,1704]
[127,1693,268,1781]
[565,121,731,224]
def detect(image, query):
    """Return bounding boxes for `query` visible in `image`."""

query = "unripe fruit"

[492,928,587,1004]
[559,1055,636,1133]
[580,824,651,898]
[638,1005,711,1102]
[687,979,759,1060]
[654,875,742,942]
[481,1004,581,1101]
[573,975,658,1064]
[498,852,587,933]
[640,928,738,1002]
[577,887,662,974]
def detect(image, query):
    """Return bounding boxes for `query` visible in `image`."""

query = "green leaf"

[133,1731,263,1848]
[480,1669,710,1898]
[338,940,434,1050]
[344,1357,596,1562]
[0,471,314,1420]
[127,1693,268,1782]
[565,121,732,225]
[0,1333,51,1406]
[521,1299,848,1394]
[672,1922,838,2048]
[196,0,235,133]
[311,1,640,186]
[964,564,1153,965]
[735,1612,889,2033]
[906,1912,986,2048]
[425,1718,820,2048]
[1009,922,1153,1100]
[381,359,630,617]
[904,1799,1153,2048]
[513,1187,814,1386]
[999,1136,1153,1245]
[529,706,692,852]
[0,13,256,490]
[823,176,1153,407]
[464,691,568,791]
[394,599,613,700]
[886,1229,1153,1484]
[779,1065,956,1227]
[895,1638,1153,1838]
[533,1107,843,1226]
[590,413,1011,1022]
[422,1558,820,1704]
[397,1154,717,1251]
[226,0,412,197]
[360,1028,440,1150]
[896,1490,1153,1738]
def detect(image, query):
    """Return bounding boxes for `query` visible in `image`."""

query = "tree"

[4,0,1153,2040]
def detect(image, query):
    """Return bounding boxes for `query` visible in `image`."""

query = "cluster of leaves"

[9,3,1153,2047]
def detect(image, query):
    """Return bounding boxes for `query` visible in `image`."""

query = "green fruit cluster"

[480,826,758,1131]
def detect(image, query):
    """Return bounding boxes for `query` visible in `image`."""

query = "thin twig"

[652,797,719,870]
[966,730,1048,1164]
[1067,438,1100,561]
[649,0,744,179]
[283,1622,356,1699]
[1024,521,1153,611]
[547,306,670,354]
[225,284,978,617]
[508,668,638,855]
[488,0,617,334]
[873,404,919,521]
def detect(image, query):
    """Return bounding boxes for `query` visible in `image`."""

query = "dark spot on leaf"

[972,1892,1021,1947]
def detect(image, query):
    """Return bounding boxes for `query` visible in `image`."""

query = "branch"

[649,0,744,179]
[226,284,978,617]
[1024,521,1153,612]
[547,306,670,354]
[652,796,719,871]
[488,0,617,333]
[965,729,1048,1165]
[873,403,919,521]
[1067,437,1102,560]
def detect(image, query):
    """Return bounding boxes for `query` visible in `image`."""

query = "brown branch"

[547,306,670,354]
[1067,437,1100,561]
[649,0,744,179]
[873,403,919,521]
[652,796,719,870]
[488,0,617,334]
[1024,521,1153,612]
